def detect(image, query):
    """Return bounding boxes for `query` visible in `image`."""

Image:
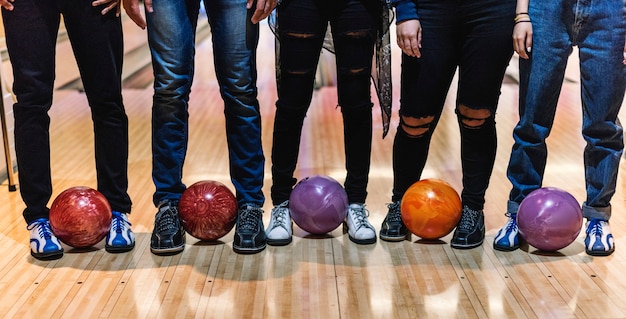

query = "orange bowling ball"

[401,179,462,240]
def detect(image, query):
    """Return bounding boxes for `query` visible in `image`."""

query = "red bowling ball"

[178,180,238,241]
[49,186,112,248]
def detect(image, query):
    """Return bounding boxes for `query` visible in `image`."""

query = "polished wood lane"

[0,19,624,319]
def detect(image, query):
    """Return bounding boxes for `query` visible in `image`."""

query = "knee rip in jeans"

[284,32,317,39]
[456,104,492,129]
[400,115,434,138]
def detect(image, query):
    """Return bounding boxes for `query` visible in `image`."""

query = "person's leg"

[266,0,327,246]
[205,0,266,253]
[450,0,515,249]
[381,0,457,241]
[270,0,326,205]
[577,0,626,256]
[331,0,379,244]
[147,0,200,255]
[494,0,572,251]
[61,0,134,253]
[2,0,63,260]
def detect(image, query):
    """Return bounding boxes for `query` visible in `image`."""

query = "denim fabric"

[2,0,132,223]
[270,0,379,205]
[391,0,515,209]
[148,0,265,207]
[506,0,626,220]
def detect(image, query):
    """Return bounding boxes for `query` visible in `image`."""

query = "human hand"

[93,0,120,16]
[513,19,533,59]
[396,19,422,58]
[248,0,278,24]
[0,0,14,11]
[123,0,151,29]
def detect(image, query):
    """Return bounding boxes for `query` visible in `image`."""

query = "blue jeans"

[271,0,379,205]
[507,0,626,220]
[392,0,515,209]
[2,0,132,223]
[147,0,265,207]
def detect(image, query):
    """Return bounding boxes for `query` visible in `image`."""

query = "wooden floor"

[0,17,626,319]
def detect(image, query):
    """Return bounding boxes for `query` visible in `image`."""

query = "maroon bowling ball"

[289,175,348,235]
[178,180,238,241]
[49,186,112,248]
[517,187,583,252]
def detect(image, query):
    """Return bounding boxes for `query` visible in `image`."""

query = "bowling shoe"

[266,200,293,246]
[150,202,186,255]
[450,205,485,249]
[27,218,64,260]
[585,219,615,256]
[106,211,135,253]
[345,203,377,245]
[379,201,410,242]
[493,212,520,251]
[233,204,266,254]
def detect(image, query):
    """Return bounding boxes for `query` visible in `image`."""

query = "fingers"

[92,0,119,15]
[396,20,422,58]
[0,0,14,11]
[250,0,277,24]
[397,36,421,58]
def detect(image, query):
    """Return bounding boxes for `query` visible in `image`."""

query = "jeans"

[271,0,379,205]
[392,0,515,210]
[506,0,626,220]
[2,0,132,223]
[147,0,265,207]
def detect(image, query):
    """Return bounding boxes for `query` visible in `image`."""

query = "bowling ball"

[289,175,348,234]
[517,187,582,251]
[49,186,112,248]
[401,179,462,240]
[178,180,238,241]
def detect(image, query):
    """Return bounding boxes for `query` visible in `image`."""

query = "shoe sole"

[106,243,135,253]
[151,244,185,256]
[493,243,520,252]
[380,233,411,242]
[31,250,63,261]
[267,237,292,246]
[233,243,266,254]
[451,239,484,249]
[349,235,377,245]
[586,248,615,256]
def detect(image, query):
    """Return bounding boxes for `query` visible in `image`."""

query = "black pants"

[392,0,515,210]
[271,0,380,205]
[3,0,132,222]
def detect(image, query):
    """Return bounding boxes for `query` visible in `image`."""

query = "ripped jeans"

[270,0,380,205]
[391,0,515,209]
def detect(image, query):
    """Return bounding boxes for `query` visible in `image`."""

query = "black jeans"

[2,0,132,223]
[392,0,515,209]
[271,0,380,205]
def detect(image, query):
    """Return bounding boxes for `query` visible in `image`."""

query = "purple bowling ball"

[517,187,583,251]
[289,175,348,234]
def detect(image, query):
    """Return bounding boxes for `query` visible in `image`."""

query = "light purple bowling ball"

[289,175,348,234]
[517,187,583,251]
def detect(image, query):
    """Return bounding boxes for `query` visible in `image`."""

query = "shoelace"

[271,204,289,228]
[33,221,53,239]
[239,207,262,231]
[156,207,178,233]
[386,202,402,222]
[112,213,131,234]
[457,207,479,232]
[349,205,371,229]
[587,219,604,236]
[503,212,518,231]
